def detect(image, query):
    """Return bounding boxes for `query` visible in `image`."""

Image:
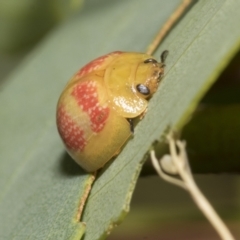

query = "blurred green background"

[0,0,240,239]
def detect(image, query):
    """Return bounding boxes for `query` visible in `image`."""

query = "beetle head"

[135,50,168,99]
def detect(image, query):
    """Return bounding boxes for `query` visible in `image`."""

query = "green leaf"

[0,0,240,240]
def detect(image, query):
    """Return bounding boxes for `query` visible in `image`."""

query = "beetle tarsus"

[127,118,134,133]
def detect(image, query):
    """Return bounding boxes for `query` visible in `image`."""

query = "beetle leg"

[127,118,134,133]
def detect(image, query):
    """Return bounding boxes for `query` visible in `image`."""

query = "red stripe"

[72,81,109,133]
[57,105,86,151]
[76,51,122,78]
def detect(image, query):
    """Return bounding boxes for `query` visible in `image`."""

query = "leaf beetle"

[56,50,168,172]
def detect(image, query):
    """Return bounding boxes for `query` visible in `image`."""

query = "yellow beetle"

[56,50,168,172]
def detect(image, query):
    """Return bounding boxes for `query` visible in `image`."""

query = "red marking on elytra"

[77,51,122,78]
[57,105,86,151]
[72,81,109,133]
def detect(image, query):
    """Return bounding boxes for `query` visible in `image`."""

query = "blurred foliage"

[0,0,84,52]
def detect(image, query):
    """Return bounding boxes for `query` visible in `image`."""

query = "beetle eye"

[144,58,158,64]
[136,84,150,95]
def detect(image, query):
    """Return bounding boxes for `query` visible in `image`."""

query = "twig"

[146,0,192,55]
[151,134,235,240]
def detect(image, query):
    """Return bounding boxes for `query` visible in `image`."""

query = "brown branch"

[146,0,193,55]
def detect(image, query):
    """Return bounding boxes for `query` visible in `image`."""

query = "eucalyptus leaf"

[0,0,240,240]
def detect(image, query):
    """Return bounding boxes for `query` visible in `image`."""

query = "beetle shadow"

[94,157,116,179]
[58,151,126,178]
[58,151,87,176]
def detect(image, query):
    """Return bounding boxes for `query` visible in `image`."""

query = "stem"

[151,135,236,240]
[184,172,235,240]
[146,0,192,55]
[168,138,235,240]
[151,151,187,190]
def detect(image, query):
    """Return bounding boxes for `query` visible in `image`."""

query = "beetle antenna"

[160,50,169,64]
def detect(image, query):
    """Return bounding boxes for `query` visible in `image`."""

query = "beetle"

[56,50,168,172]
